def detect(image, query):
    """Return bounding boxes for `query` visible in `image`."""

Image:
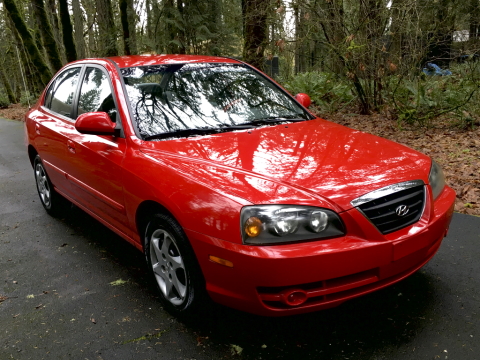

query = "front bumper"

[187,185,455,316]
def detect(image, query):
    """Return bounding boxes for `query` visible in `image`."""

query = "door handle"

[67,140,76,154]
[35,124,40,135]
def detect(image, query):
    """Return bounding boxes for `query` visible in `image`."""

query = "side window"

[78,67,117,122]
[45,67,81,118]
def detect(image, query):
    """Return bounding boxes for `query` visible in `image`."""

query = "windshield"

[121,63,311,139]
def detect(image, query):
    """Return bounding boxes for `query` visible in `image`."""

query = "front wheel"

[145,213,207,317]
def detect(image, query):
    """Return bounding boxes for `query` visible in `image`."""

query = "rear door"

[35,66,82,198]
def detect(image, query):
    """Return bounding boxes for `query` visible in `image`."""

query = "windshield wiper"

[144,128,221,140]
[144,124,255,140]
[144,116,309,140]
[243,115,308,127]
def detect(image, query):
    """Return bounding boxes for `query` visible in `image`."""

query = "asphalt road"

[1,117,479,360]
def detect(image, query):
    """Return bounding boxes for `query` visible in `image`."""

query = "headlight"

[429,160,445,200]
[240,205,345,245]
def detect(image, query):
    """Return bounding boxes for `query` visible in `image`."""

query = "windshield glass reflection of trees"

[121,63,308,140]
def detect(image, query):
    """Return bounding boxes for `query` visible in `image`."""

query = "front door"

[63,66,131,237]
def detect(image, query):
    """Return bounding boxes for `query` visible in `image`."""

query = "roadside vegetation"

[0,0,479,215]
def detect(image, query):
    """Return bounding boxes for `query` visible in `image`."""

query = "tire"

[33,155,69,216]
[144,213,207,317]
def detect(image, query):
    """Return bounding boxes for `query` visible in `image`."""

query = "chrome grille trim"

[350,180,425,207]
[353,181,426,235]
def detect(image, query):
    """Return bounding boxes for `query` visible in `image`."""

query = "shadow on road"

[59,204,439,359]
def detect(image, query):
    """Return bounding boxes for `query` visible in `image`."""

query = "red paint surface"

[25,56,456,316]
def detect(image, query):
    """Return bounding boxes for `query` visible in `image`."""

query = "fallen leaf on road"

[230,344,243,355]
[109,279,127,286]
[196,336,208,346]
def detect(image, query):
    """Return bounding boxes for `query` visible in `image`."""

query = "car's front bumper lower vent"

[351,180,426,235]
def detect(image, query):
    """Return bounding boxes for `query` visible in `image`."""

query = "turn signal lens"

[209,255,233,268]
[429,160,445,200]
[245,217,262,237]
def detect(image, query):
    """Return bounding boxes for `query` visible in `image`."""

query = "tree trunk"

[162,0,176,53]
[293,0,305,73]
[31,0,63,72]
[145,0,153,41]
[2,0,53,87]
[96,0,118,56]
[82,0,97,56]
[470,0,480,43]
[58,0,78,61]
[316,0,345,73]
[175,0,187,54]
[119,0,137,55]
[126,0,137,54]
[430,0,453,67]
[207,0,221,55]
[46,0,61,41]
[72,0,86,58]
[8,17,44,94]
[13,71,22,100]
[242,0,269,69]
[0,68,17,103]
[119,0,130,54]
[46,0,66,62]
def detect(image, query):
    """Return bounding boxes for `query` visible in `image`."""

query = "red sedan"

[25,55,455,316]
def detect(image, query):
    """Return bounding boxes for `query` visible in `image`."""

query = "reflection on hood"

[140,119,430,210]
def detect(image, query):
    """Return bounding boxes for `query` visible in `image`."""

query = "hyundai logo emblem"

[396,205,409,217]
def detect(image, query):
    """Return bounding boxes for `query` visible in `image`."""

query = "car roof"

[106,54,241,68]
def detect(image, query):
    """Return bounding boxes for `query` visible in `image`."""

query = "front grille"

[355,183,425,234]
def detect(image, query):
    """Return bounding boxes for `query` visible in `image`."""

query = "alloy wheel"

[149,229,187,305]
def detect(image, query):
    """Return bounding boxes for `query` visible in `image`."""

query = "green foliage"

[280,62,480,128]
[0,92,10,109]
[281,72,355,112]
[20,91,36,106]
[144,0,243,57]
[388,63,480,127]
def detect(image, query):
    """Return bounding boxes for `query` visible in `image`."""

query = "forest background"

[1,0,480,214]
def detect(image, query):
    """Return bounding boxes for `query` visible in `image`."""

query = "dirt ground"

[3,103,477,216]
[0,104,28,121]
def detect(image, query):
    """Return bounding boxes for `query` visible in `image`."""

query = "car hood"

[139,119,431,211]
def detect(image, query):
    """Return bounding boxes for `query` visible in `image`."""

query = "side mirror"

[75,112,116,135]
[295,93,311,108]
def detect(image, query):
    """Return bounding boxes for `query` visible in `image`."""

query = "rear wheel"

[34,155,69,216]
[145,213,207,317]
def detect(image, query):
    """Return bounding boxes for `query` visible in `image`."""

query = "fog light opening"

[281,289,308,306]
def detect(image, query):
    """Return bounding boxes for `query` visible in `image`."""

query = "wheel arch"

[135,200,177,250]
[28,145,38,168]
